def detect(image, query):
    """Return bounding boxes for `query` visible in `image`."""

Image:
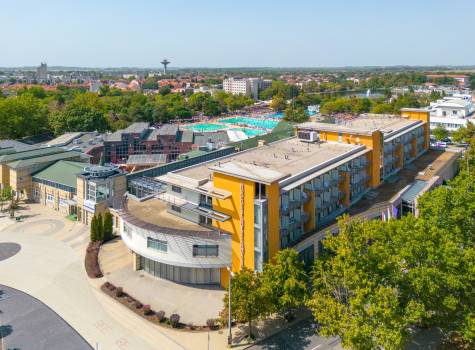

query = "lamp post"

[227,266,233,346]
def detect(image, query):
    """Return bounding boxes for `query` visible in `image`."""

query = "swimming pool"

[182,123,228,132]
[219,117,279,129]
[231,128,267,137]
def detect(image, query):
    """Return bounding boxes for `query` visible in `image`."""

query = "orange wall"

[213,172,255,274]
[401,110,430,150]
[303,190,316,233]
[319,130,382,188]
[266,182,281,262]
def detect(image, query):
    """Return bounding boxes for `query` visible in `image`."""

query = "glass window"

[147,237,168,252]
[172,185,182,193]
[46,193,54,202]
[193,244,218,257]
[171,205,181,213]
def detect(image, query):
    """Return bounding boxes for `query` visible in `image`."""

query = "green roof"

[0,147,64,164]
[7,151,83,170]
[178,150,208,160]
[0,148,17,156]
[32,160,87,189]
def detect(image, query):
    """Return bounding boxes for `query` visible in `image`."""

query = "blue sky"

[2,0,474,68]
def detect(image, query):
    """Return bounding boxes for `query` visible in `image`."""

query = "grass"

[65,214,77,221]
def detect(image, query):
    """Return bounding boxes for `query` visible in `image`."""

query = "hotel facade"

[113,111,430,287]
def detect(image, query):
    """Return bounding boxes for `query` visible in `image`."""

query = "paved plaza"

[99,238,225,325]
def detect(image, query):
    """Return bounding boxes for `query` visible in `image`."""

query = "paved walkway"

[99,238,225,325]
[0,284,92,350]
[0,204,202,350]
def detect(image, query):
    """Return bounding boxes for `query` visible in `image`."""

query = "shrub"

[170,314,180,328]
[134,301,143,309]
[84,241,103,278]
[104,281,112,289]
[143,304,152,315]
[206,318,216,329]
[103,212,114,241]
[156,310,166,322]
[115,287,123,298]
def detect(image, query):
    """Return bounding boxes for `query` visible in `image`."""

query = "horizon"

[2,0,475,68]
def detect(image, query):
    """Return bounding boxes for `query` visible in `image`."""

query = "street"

[247,318,341,350]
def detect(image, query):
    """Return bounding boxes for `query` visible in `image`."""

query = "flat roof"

[416,150,461,181]
[175,137,362,184]
[44,132,82,146]
[126,198,213,233]
[299,114,420,137]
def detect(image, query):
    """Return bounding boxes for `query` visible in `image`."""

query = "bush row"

[85,241,103,278]
[101,282,218,331]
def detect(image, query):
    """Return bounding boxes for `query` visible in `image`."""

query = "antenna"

[160,59,170,74]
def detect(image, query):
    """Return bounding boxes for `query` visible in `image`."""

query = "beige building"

[0,146,86,199]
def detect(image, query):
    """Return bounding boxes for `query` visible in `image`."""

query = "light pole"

[227,266,233,346]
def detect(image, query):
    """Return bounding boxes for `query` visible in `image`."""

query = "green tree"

[261,249,308,318]
[90,215,98,242]
[227,268,268,339]
[103,212,114,241]
[432,125,449,141]
[96,213,104,241]
[48,93,109,135]
[283,106,309,123]
[270,94,287,111]
[452,121,475,143]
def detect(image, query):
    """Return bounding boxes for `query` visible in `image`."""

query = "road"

[0,284,92,350]
[247,318,341,350]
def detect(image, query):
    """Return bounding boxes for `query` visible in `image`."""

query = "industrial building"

[115,110,431,287]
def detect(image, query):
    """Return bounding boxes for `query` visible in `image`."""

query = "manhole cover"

[0,242,21,261]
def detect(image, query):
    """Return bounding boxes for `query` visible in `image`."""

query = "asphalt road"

[0,284,92,350]
[247,318,341,350]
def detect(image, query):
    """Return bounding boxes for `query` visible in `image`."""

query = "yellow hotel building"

[116,110,430,287]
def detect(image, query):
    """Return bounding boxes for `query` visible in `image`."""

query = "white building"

[429,95,475,131]
[223,77,271,100]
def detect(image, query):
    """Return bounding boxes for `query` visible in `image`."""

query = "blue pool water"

[219,117,279,129]
[182,123,228,132]
[231,128,267,137]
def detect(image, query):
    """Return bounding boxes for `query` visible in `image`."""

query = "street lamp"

[227,266,233,346]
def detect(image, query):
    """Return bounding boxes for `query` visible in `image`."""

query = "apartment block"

[115,111,430,287]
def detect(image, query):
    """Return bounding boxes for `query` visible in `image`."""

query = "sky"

[1,0,475,68]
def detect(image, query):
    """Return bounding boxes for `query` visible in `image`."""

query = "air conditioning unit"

[298,130,319,143]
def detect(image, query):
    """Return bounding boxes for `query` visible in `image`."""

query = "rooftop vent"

[298,130,319,143]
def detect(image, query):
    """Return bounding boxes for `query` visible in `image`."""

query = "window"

[33,189,40,199]
[147,237,168,252]
[193,244,218,257]
[171,185,182,193]
[46,193,54,202]
[171,205,181,213]
[199,215,212,225]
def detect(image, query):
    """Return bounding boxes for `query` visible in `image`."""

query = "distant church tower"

[36,62,48,82]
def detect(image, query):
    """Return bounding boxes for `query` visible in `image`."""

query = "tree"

[432,125,449,141]
[48,93,109,135]
[0,185,13,212]
[103,212,114,241]
[270,94,287,111]
[452,121,475,143]
[97,213,104,241]
[227,268,267,339]
[283,106,309,123]
[261,249,308,319]
[90,215,98,241]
